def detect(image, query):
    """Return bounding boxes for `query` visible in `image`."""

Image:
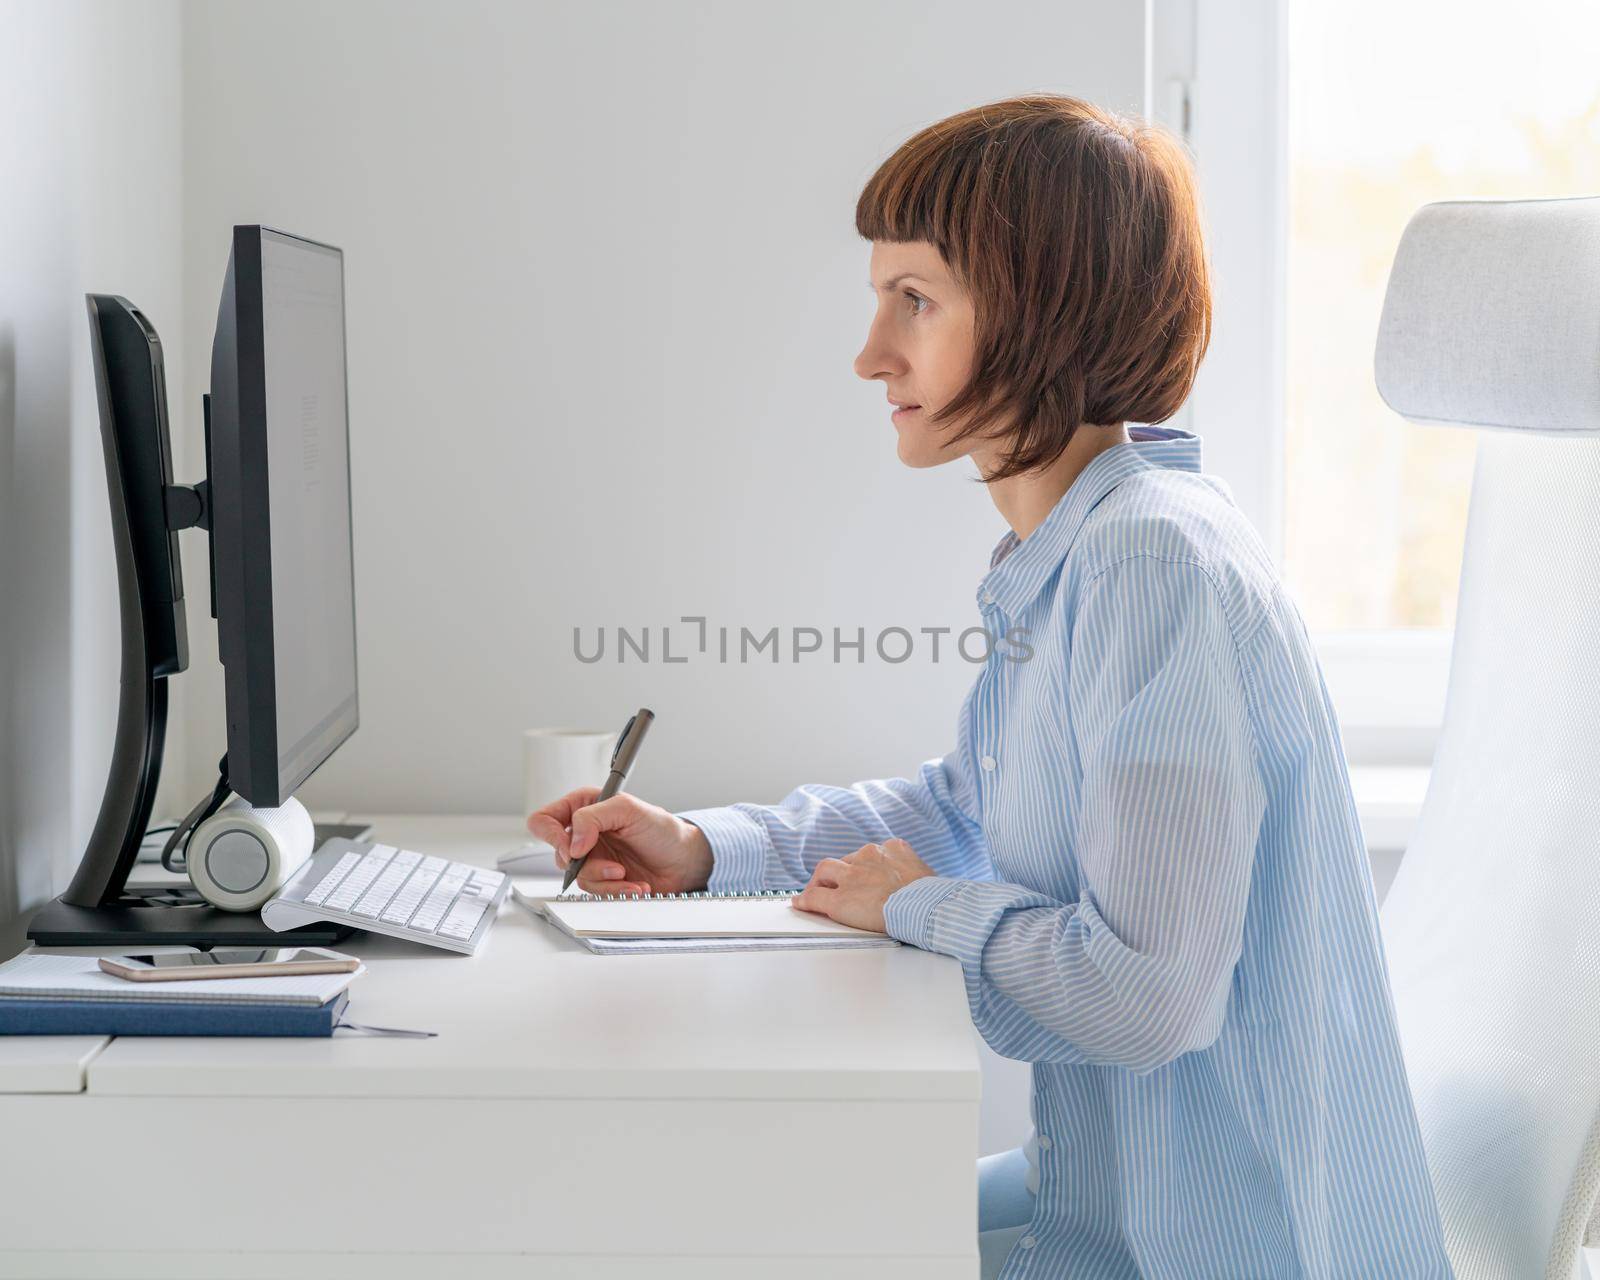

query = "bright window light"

[1286,0,1600,630]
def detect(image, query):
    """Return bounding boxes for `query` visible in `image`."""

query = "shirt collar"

[977,426,1204,616]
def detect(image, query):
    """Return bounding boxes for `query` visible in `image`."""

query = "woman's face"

[854,240,981,469]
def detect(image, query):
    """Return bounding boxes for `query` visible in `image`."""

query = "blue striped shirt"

[680,426,1452,1277]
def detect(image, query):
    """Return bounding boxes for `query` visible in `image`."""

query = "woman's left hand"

[793,838,936,934]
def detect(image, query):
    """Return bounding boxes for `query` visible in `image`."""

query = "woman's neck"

[982,423,1132,540]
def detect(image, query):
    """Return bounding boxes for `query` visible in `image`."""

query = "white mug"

[523,728,617,829]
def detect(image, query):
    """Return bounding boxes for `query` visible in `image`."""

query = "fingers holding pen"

[566,793,654,862]
[576,858,650,897]
[529,786,604,860]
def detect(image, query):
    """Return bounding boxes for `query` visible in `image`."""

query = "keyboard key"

[379,865,442,925]
[351,860,417,918]
[323,849,394,911]
[304,852,362,906]
[409,873,468,932]
[438,893,492,940]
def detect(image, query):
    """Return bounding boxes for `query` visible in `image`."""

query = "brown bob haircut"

[855,95,1212,480]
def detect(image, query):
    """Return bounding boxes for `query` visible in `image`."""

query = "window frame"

[1151,0,1452,767]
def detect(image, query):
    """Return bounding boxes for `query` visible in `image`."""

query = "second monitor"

[210,226,360,808]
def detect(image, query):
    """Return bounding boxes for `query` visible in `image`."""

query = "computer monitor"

[49,295,189,916]
[29,225,358,946]
[210,226,359,808]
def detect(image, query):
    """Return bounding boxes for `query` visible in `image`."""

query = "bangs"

[854,129,993,287]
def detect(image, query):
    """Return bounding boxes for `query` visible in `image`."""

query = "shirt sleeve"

[678,754,991,895]
[882,555,1267,1075]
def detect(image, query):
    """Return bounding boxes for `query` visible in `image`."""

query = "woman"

[531,96,1453,1279]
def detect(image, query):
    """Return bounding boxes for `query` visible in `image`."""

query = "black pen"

[561,708,655,892]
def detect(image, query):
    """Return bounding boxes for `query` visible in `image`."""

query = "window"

[1285,0,1600,631]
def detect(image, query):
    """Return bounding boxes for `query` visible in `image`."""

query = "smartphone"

[98,947,360,982]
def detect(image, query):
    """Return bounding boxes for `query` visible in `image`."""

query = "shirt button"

[980,755,997,772]
[980,590,995,606]
[1037,1134,1052,1150]
[1019,1235,1037,1249]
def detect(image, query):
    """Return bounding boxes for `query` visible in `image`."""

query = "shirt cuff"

[883,876,1054,960]
[677,806,775,894]
[882,875,967,950]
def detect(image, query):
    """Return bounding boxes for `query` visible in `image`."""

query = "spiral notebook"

[516,886,898,952]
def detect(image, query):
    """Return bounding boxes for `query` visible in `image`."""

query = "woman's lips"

[891,405,921,421]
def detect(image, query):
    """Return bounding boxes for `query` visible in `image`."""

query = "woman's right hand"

[527,788,714,896]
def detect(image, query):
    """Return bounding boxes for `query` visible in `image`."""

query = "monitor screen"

[258,231,358,796]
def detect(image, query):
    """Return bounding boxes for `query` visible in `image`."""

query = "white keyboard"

[261,839,509,955]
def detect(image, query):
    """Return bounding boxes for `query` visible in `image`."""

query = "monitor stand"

[28,819,367,949]
[27,897,352,949]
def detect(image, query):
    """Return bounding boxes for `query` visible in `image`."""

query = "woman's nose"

[854,326,904,383]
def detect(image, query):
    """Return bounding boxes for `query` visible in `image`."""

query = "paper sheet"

[580,935,899,955]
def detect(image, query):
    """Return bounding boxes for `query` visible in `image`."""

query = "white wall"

[178,0,1151,1161]
[178,0,1149,819]
[0,0,186,956]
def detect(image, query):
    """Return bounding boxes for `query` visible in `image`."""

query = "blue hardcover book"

[0,989,348,1036]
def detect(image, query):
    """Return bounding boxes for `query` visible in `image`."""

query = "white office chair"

[1375,195,1600,1280]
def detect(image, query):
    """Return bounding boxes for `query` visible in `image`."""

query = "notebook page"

[541,896,883,939]
[581,935,899,955]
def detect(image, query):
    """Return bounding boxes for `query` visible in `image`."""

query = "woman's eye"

[904,290,928,316]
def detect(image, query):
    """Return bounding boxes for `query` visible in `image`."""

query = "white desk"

[0,815,981,1278]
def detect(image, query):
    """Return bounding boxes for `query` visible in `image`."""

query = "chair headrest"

[1374,196,1600,436]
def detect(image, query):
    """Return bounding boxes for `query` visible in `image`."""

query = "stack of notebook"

[0,953,363,1037]
[515,886,901,955]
